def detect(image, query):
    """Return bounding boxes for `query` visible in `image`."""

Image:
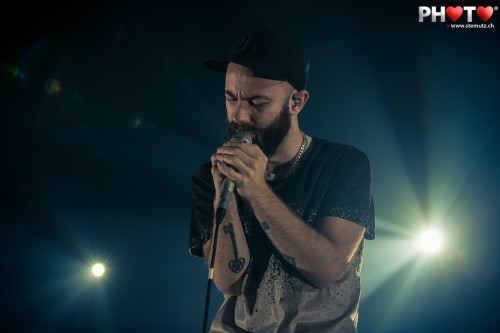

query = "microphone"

[215,131,252,224]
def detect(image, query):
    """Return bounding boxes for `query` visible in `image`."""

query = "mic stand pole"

[202,207,226,333]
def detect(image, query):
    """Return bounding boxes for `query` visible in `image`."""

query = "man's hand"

[210,149,226,198]
[212,141,268,199]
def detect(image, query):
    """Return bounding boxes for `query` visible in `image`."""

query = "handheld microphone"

[215,131,252,224]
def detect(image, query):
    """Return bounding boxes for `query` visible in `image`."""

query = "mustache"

[227,121,261,136]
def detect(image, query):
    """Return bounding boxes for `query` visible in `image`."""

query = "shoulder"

[191,162,213,188]
[193,162,212,178]
[310,137,370,166]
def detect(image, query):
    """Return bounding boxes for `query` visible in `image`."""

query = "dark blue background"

[1,1,499,332]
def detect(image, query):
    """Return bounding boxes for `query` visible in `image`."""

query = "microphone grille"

[230,131,253,144]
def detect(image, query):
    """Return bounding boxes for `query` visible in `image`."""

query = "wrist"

[246,182,275,208]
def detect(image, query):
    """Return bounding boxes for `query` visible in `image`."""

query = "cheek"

[225,101,237,119]
[259,104,285,123]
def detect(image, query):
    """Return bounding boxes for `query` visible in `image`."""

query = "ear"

[289,90,309,116]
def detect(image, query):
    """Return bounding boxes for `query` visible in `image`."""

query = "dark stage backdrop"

[1,1,499,332]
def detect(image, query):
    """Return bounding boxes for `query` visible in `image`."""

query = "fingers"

[215,160,240,182]
[215,143,266,177]
[211,150,241,179]
[211,140,268,195]
[222,141,262,160]
[210,154,225,182]
[215,149,253,175]
[217,142,265,167]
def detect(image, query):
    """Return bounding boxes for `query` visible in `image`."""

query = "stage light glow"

[45,78,62,95]
[3,65,20,78]
[416,228,445,255]
[91,263,105,277]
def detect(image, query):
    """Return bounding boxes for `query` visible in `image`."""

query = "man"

[189,29,375,332]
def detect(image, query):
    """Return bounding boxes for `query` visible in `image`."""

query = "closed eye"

[248,99,268,107]
[225,91,269,107]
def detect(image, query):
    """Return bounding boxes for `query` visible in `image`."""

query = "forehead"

[225,63,286,95]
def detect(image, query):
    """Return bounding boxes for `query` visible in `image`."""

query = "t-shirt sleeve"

[317,147,375,239]
[189,163,215,258]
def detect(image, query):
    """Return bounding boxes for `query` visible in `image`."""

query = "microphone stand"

[202,207,227,333]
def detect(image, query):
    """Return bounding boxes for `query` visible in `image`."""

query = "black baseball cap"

[204,29,310,91]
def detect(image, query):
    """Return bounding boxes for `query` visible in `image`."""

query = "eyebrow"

[225,90,271,101]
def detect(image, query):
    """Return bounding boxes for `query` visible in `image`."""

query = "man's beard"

[226,102,291,157]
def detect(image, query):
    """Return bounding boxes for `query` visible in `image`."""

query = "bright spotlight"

[416,228,445,255]
[91,263,106,277]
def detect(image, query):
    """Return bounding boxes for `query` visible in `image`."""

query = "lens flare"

[45,78,62,95]
[416,228,445,255]
[91,263,105,277]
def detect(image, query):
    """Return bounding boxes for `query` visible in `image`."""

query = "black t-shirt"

[190,137,375,259]
[189,137,375,332]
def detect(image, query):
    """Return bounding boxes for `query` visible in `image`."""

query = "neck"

[266,127,304,172]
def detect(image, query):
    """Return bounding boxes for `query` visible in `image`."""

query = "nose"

[231,101,252,124]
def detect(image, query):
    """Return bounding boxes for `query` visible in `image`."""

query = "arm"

[249,186,365,288]
[214,141,367,289]
[202,196,250,295]
[201,152,251,296]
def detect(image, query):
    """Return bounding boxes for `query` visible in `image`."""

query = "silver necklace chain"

[271,131,307,191]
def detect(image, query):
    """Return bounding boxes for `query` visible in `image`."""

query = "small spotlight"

[44,78,61,95]
[416,228,445,255]
[91,263,105,277]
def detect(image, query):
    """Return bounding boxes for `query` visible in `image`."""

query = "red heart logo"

[446,6,463,22]
[476,6,494,22]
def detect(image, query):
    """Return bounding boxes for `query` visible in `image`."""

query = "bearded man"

[189,29,375,333]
